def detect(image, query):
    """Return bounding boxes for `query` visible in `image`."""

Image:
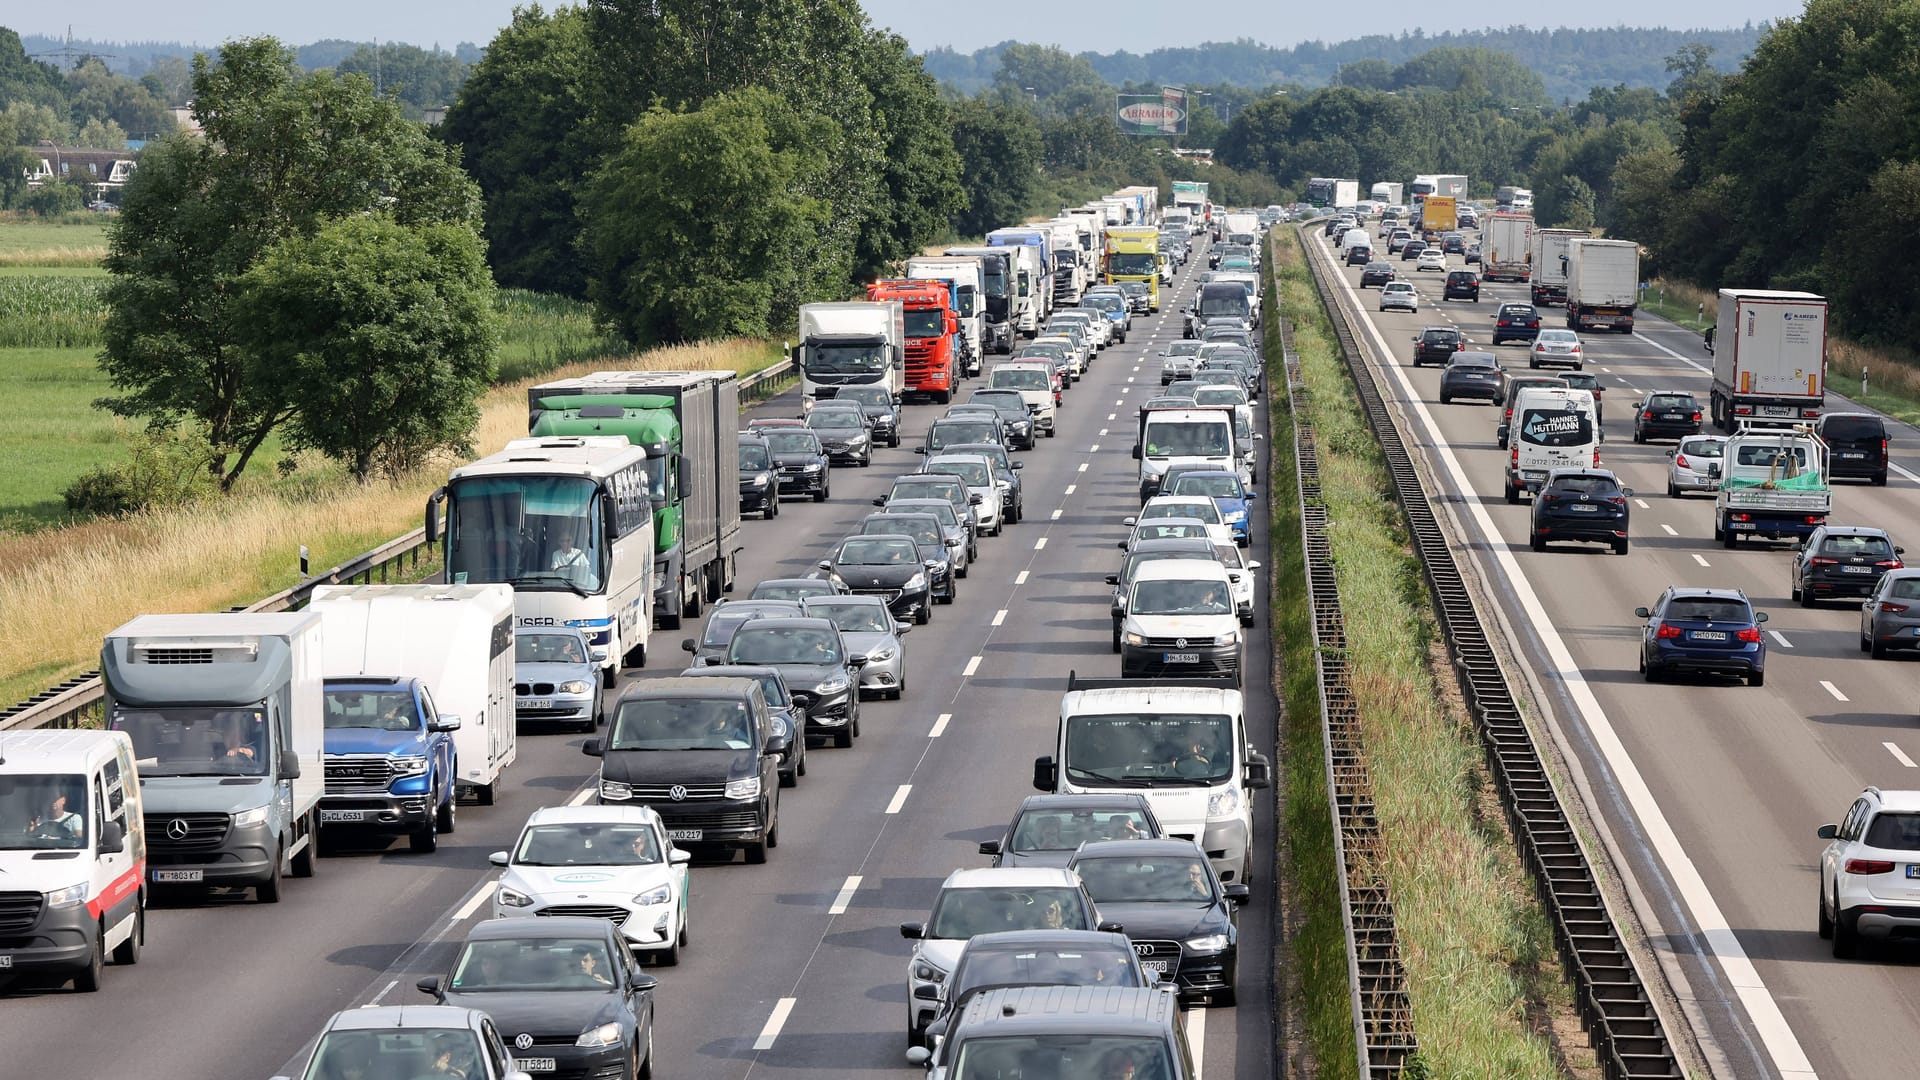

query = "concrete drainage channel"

[1298,232,1685,1079]
[1281,318,1421,1076]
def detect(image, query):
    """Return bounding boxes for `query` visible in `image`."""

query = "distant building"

[25,147,139,196]
[167,105,203,136]
[421,106,448,126]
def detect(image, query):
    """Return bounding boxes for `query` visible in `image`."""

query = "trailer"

[1709,290,1828,431]
[1565,239,1640,333]
[1481,213,1534,282]
[1529,228,1585,307]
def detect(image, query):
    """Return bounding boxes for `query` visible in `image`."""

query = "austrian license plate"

[668,829,703,842]
[1568,504,1599,513]
[152,869,203,883]
[1163,652,1200,664]
[519,698,553,710]
[319,810,365,824]
[517,1058,557,1073]
[1690,630,1728,642]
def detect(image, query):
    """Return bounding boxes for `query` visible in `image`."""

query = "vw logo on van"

[1175,638,1188,649]
[166,818,191,840]
[668,785,688,802]
[515,1033,534,1050]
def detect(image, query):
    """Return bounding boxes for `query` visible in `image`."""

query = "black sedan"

[858,512,957,603]
[830,383,901,448]
[1792,525,1904,606]
[1068,839,1250,1006]
[1399,240,1428,262]
[762,428,831,502]
[1359,261,1396,288]
[1530,468,1632,555]
[1438,351,1505,403]
[966,389,1038,451]
[1632,392,1703,443]
[979,793,1166,867]
[418,917,657,1080]
[918,930,1160,1049]
[721,618,865,748]
[1491,302,1542,345]
[805,405,874,467]
[814,534,934,624]
[738,433,779,519]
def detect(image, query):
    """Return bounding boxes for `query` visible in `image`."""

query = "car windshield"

[1193,389,1244,408]
[110,706,269,777]
[739,444,771,470]
[764,431,821,455]
[893,480,961,504]
[1384,283,1413,293]
[1133,522,1207,542]
[1144,500,1219,523]
[954,943,1143,994]
[751,581,832,600]
[1014,808,1157,850]
[1822,535,1895,558]
[449,938,618,992]
[324,689,423,731]
[608,696,754,750]
[1064,713,1234,785]
[931,461,992,487]
[837,385,892,407]
[513,822,662,866]
[1661,597,1752,623]
[931,423,995,447]
[1019,343,1066,359]
[728,626,842,666]
[701,610,761,646]
[991,368,1050,391]
[837,538,919,565]
[1131,578,1232,615]
[1170,475,1243,498]
[896,500,960,527]
[0,773,88,850]
[516,633,586,664]
[304,1029,482,1080]
[810,602,895,633]
[1076,853,1215,903]
[1866,812,1920,851]
[927,886,1093,938]
[952,1035,1172,1080]
[807,410,864,432]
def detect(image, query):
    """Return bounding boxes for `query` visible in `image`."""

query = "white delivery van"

[1136,407,1240,502]
[0,730,147,989]
[309,584,518,804]
[1504,387,1599,502]
[988,361,1058,436]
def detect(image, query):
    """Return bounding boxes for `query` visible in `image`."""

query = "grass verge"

[1275,227,1595,1078]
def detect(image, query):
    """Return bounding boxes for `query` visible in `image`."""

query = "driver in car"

[26,789,83,839]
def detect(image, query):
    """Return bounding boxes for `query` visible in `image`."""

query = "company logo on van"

[1783,312,1821,321]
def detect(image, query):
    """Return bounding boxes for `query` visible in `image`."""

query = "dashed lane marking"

[753,998,797,1050]
[828,876,862,914]
[928,713,951,738]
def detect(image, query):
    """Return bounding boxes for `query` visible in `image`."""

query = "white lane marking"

[1631,331,1712,374]
[929,712,951,737]
[993,609,1007,626]
[1065,484,1077,495]
[1116,399,1125,405]
[1127,377,1135,383]
[886,785,913,814]
[1107,413,1117,421]
[1634,498,1651,509]
[1767,630,1793,649]
[1089,444,1101,453]
[1098,428,1109,436]
[964,655,983,676]
[1185,1006,1206,1078]
[1691,553,1711,567]
[1327,249,1819,1078]
[1660,523,1678,536]
[452,881,493,922]
[1051,509,1063,520]
[1015,570,1030,585]
[367,979,399,1006]
[1035,538,1047,549]
[829,875,863,914]
[1078,463,1089,472]
[1887,742,1917,768]
[754,998,797,1050]
[1821,680,1849,703]
[1601,367,1614,373]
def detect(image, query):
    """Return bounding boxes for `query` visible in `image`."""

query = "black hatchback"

[1531,468,1632,555]
[1492,303,1542,345]
[1791,525,1905,605]
[738,433,779,519]
[1631,392,1703,443]
[1438,351,1505,403]
[1443,270,1480,302]
[1359,261,1396,288]
[1816,412,1891,485]
[1411,326,1465,367]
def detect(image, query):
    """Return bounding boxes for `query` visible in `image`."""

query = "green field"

[0,217,109,254]
[0,347,134,530]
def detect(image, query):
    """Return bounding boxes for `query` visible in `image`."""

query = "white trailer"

[1529,228,1586,306]
[1565,238,1640,333]
[310,584,518,805]
[1370,181,1404,207]
[907,257,985,374]
[1710,290,1828,431]
[1482,213,1535,282]
[1043,220,1085,306]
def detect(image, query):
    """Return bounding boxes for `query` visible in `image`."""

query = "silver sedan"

[802,594,911,699]
[1665,435,1727,498]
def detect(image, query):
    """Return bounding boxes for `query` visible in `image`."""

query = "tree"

[581,87,842,346]
[98,38,484,492]
[850,29,964,278]
[950,97,1042,236]
[1664,44,1724,106]
[75,117,128,149]
[237,216,498,481]
[64,58,173,141]
[139,55,192,105]
[0,28,66,111]
[334,43,469,119]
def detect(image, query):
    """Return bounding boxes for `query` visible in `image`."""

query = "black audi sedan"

[1068,839,1250,1006]
[814,534,934,624]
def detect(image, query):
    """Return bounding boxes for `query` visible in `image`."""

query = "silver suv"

[1818,787,1920,957]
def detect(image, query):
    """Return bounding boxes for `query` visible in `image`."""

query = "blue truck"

[319,677,461,853]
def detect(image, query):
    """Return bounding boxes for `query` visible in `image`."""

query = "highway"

[0,247,1281,1080]
[1309,224,1920,1080]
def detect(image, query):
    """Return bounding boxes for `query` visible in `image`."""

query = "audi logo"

[166,818,191,840]
[1132,942,1155,957]
[668,785,688,802]
[514,1033,534,1050]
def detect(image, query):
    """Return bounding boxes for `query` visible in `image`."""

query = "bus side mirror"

[424,487,446,545]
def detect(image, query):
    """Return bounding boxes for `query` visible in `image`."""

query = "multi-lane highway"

[0,245,1280,1080]
[1310,223,1920,1080]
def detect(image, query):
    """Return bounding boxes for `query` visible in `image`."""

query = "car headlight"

[817,675,850,695]
[869,647,897,662]
[1124,631,1149,646]
[802,462,824,472]
[576,1022,624,1049]
[913,960,949,983]
[905,572,927,590]
[391,755,430,776]
[751,475,771,487]
[232,805,271,829]
[771,714,791,739]
[1208,786,1241,817]
[558,680,592,695]
[497,886,535,908]
[600,778,633,801]
[726,776,762,800]
[634,884,672,906]
[1218,630,1239,646]
[45,883,87,910]
[1185,933,1230,953]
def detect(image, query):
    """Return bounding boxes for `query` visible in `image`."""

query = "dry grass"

[0,246,107,267]
[0,336,780,704]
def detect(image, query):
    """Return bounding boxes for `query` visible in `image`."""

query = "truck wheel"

[1722,528,1738,551]
[74,923,105,992]
[258,848,283,904]
[291,816,317,877]
[935,389,952,404]
[476,782,497,807]
[410,818,438,854]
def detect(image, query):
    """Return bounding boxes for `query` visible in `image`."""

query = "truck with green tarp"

[1713,426,1831,548]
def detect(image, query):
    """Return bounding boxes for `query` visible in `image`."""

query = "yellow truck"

[1103,226,1161,311]
[1421,195,1457,238]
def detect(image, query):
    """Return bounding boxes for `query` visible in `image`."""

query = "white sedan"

[1379,281,1420,313]
[1416,249,1449,272]
[491,804,693,965]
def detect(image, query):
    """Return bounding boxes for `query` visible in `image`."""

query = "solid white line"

[753,998,797,1050]
[1766,630,1793,649]
[1660,523,1678,536]
[1821,680,1849,703]
[929,713,951,738]
[1015,570,1030,585]
[1634,498,1651,510]
[452,881,493,923]
[1326,250,1818,1078]
[964,655,982,676]
[1886,742,1917,768]
[568,785,595,806]
[886,785,912,814]
[829,875,863,914]
[992,609,1007,626]
[1035,538,1047,549]
[1691,553,1711,567]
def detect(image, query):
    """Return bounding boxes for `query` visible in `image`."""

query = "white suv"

[1818,787,1920,957]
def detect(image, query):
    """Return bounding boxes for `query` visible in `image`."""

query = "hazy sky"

[10,0,1790,54]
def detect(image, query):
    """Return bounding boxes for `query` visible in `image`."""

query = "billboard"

[1117,87,1187,136]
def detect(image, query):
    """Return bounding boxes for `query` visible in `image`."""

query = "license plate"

[668,829,703,842]
[1908,865,1920,879]
[1690,630,1728,642]
[520,698,553,709]
[1568,504,1599,513]
[152,869,203,883]
[1759,405,1794,417]
[1841,452,1865,459]
[1163,652,1200,663]
[1729,521,1755,530]
[1662,413,1685,420]
[320,810,366,823]
[1842,566,1872,574]
[517,1058,557,1073]
[1141,960,1171,975]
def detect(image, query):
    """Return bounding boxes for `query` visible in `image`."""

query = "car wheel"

[917,601,931,625]
[794,738,806,777]
[436,787,456,834]
[1613,539,1629,555]
[1439,394,1450,404]
[1112,621,1122,654]
[1643,658,1663,683]
[767,497,779,520]
[74,922,105,992]
[111,903,142,966]
[833,724,853,749]
[1722,528,1738,550]
[1818,880,1834,940]
[1791,579,1804,604]
[1874,471,1888,486]
[1833,895,1859,958]
[1505,483,1519,505]
[813,485,828,503]
[1748,668,1766,687]
[1667,481,1679,499]
[1530,533,1545,552]
[1528,357,1538,369]
[410,816,438,854]
[1872,637,1889,659]
[1632,428,1644,444]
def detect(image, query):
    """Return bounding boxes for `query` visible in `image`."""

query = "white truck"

[1222,212,1261,247]
[1709,290,1828,431]
[1043,220,1085,307]
[796,301,905,411]
[1529,228,1586,307]
[102,612,325,903]
[1031,674,1272,884]
[1565,238,1640,333]
[1117,184,1160,225]
[1332,180,1360,209]
[995,242,1047,335]
[1482,213,1535,282]
[907,256,985,376]
[1370,181,1404,207]
[1713,427,1831,548]
[1412,174,1469,201]
[310,584,519,806]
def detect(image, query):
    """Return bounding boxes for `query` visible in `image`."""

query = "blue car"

[319,677,462,852]
[1164,469,1255,547]
[1635,587,1769,686]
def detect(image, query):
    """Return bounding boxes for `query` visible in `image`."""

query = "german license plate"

[152,869,203,883]
[1842,566,1872,574]
[668,829,703,842]
[1841,451,1865,459]
[519,698,553,710]
[1759,405,1794,416]
[319,810,365,824]
[517,1058,557,1073]
[1141,960,1170,975]
[1908,865,1920,879]
[1568,504,1599,513]
[1730,521,1755,530]
[1690,630,1728,642]
[1163,653,1200,664]
[1662,413,1685,420]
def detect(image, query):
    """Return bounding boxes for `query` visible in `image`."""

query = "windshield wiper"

[1065,768,1152,786]
[511,572,590,598]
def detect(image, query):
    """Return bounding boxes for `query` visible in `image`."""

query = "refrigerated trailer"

[1709,290,1828,431]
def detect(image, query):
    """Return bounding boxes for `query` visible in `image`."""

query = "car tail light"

[1736,627,1763,643]
[1877,560,1904,569]
[1510,446,1519,468]
[1655,623,1683,639]
[1732,513,1752,522]
[1846,859,1897,876]
[1882,603,1910,614]
[1883,438,1890,457]
[1806,515,1825,525]
[1498,318,1511,327]
[1570,345,1582,353]
[1809,557,1838,566]
[1734,405,1752,416]
[1676,455,1690,470]
[1607,496,1626,505]
[1540,493,1556,504]
[1593,449,1602,466]
[1692,412,1703,422]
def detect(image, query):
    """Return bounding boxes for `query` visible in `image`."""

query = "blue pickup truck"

[319,677,461,853]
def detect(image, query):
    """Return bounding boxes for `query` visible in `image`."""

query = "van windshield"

[1143,420,1232,458]
[1065,713,1234,785]
[0,773,88,850]
[110,706,270,777]
[608,697,754,751]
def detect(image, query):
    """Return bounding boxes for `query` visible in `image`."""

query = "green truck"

[527,370,742,629]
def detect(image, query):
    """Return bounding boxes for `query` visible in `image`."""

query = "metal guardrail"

[1280,316,1420,1077]
[1299,228,1684,1079]
[1,360,800,732]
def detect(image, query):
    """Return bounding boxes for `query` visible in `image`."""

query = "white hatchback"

[491,805,693,964]
[1379,281,1419,312]
[1666,434,1727,498]
[1416,249,1448,272]
[1131,495,1232,546]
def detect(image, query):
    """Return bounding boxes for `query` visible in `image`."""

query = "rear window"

[1821,535,1895,558]
[1663,597,1751,623]
[1647,395,1695,410]
[1547,476,1619,497]
[1889,578,1920,600]
[1823,415,1887,441]
[1678,438,1723,458]
[1421,330,1460,344]
[1450,355,1496,369]
[1865,812,1920,851]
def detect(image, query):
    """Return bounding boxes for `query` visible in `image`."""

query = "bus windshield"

[447,474,605,594]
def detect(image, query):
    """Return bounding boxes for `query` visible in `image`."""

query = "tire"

[765,500,777,520]
[1505,483,1519,505]
[833,725,853,749]
[477,781,496,807]
[74,923,105,992]
[1439,394,1450,404]
[1833,899,1859,959]
[436,787,457,834]
[1723,528,1738,550]
[1530,533,1545,552]
[1667,481,1679,499]
[1632,428,1644,444]
[1874,471,1889,487]
[1112,621,1122,654]
[1818,881,1834,940]
[1529,358,1538,369]
[813,485,828,503]
[1861,632,1872,654]
[1046,426,1056,438]
[850,702,862,739]
[744,840,768,865]
[409,818,438,854]
[1872,638,1889,660]
[111,903,142,966]
[1613,539,1629,556]
[916,601,930,625]
[795,739,807,777]
[1748,668,1766,687]
[290,815,317,877]
[603,662,621,688]
[1644,662,1663,683]
[657,918,682,967]
[258,848,283,904]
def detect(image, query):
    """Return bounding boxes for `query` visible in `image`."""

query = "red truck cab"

[868,279,958,403]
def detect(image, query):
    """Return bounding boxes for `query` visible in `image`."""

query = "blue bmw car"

[1635,587,1769,686]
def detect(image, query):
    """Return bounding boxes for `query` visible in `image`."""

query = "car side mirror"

[900,922,926,940]
[969,493,984,505]
[1117,541,1128,549]
[429,715,462,733]
[681,638,697,653]
[766,732,790,755]
[582,739,604,757]
[97,819,125,854]
[590,648,609,663]
[979,839,1003,856]
[817,559,833,570]
[1900,548,1909,556]
[415,976,442,998]
[1224,883,1252,904]
[489,851,509,866]
[1817,823,1839,840]
[1632,607,1651,619]
[1097,920,1125,934]
[1755,612,1769,623]
[1620,488,1634,498]
[1012,461,1024,469]
[913,446,927,455]
[906,1047,932,1067]
[1132,445,1142,460]
[872,496,887,507]
[277,750,302,781]
[1105,575,1119,585]
[1033,755,1058,791]
[913,984,940,1001]
[669,847,692,865]
[630,972,658,993]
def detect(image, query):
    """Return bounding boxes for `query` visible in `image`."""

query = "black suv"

[1816,412,1891,485]
[1400,239,1428,262]
[1344,242,1373,265]
[911,986,1194,1076]
[1531,468,1633,555]
[738,432,779,519]
[1791,525,1904,605]
[1491,303,1541,345]
[829,384,902,448]
[1410,326,1466,367]
[1359,261,1395,288]
[761,427,831,502]
[1443,270,1480,302]
[1631,392,1703,443]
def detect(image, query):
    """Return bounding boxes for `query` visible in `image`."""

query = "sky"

[9,0,1796,55]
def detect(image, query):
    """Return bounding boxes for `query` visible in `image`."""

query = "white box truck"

[795,301,905,411]
[1370,181,1404,207]
[1529,228,1586,307]
[1043,220,1085,307]
[1565,238,1640,333]
[1482,213,1535,282]
[1710,290,1828,431]
[102,612,324,903]
[310,583,518,806]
